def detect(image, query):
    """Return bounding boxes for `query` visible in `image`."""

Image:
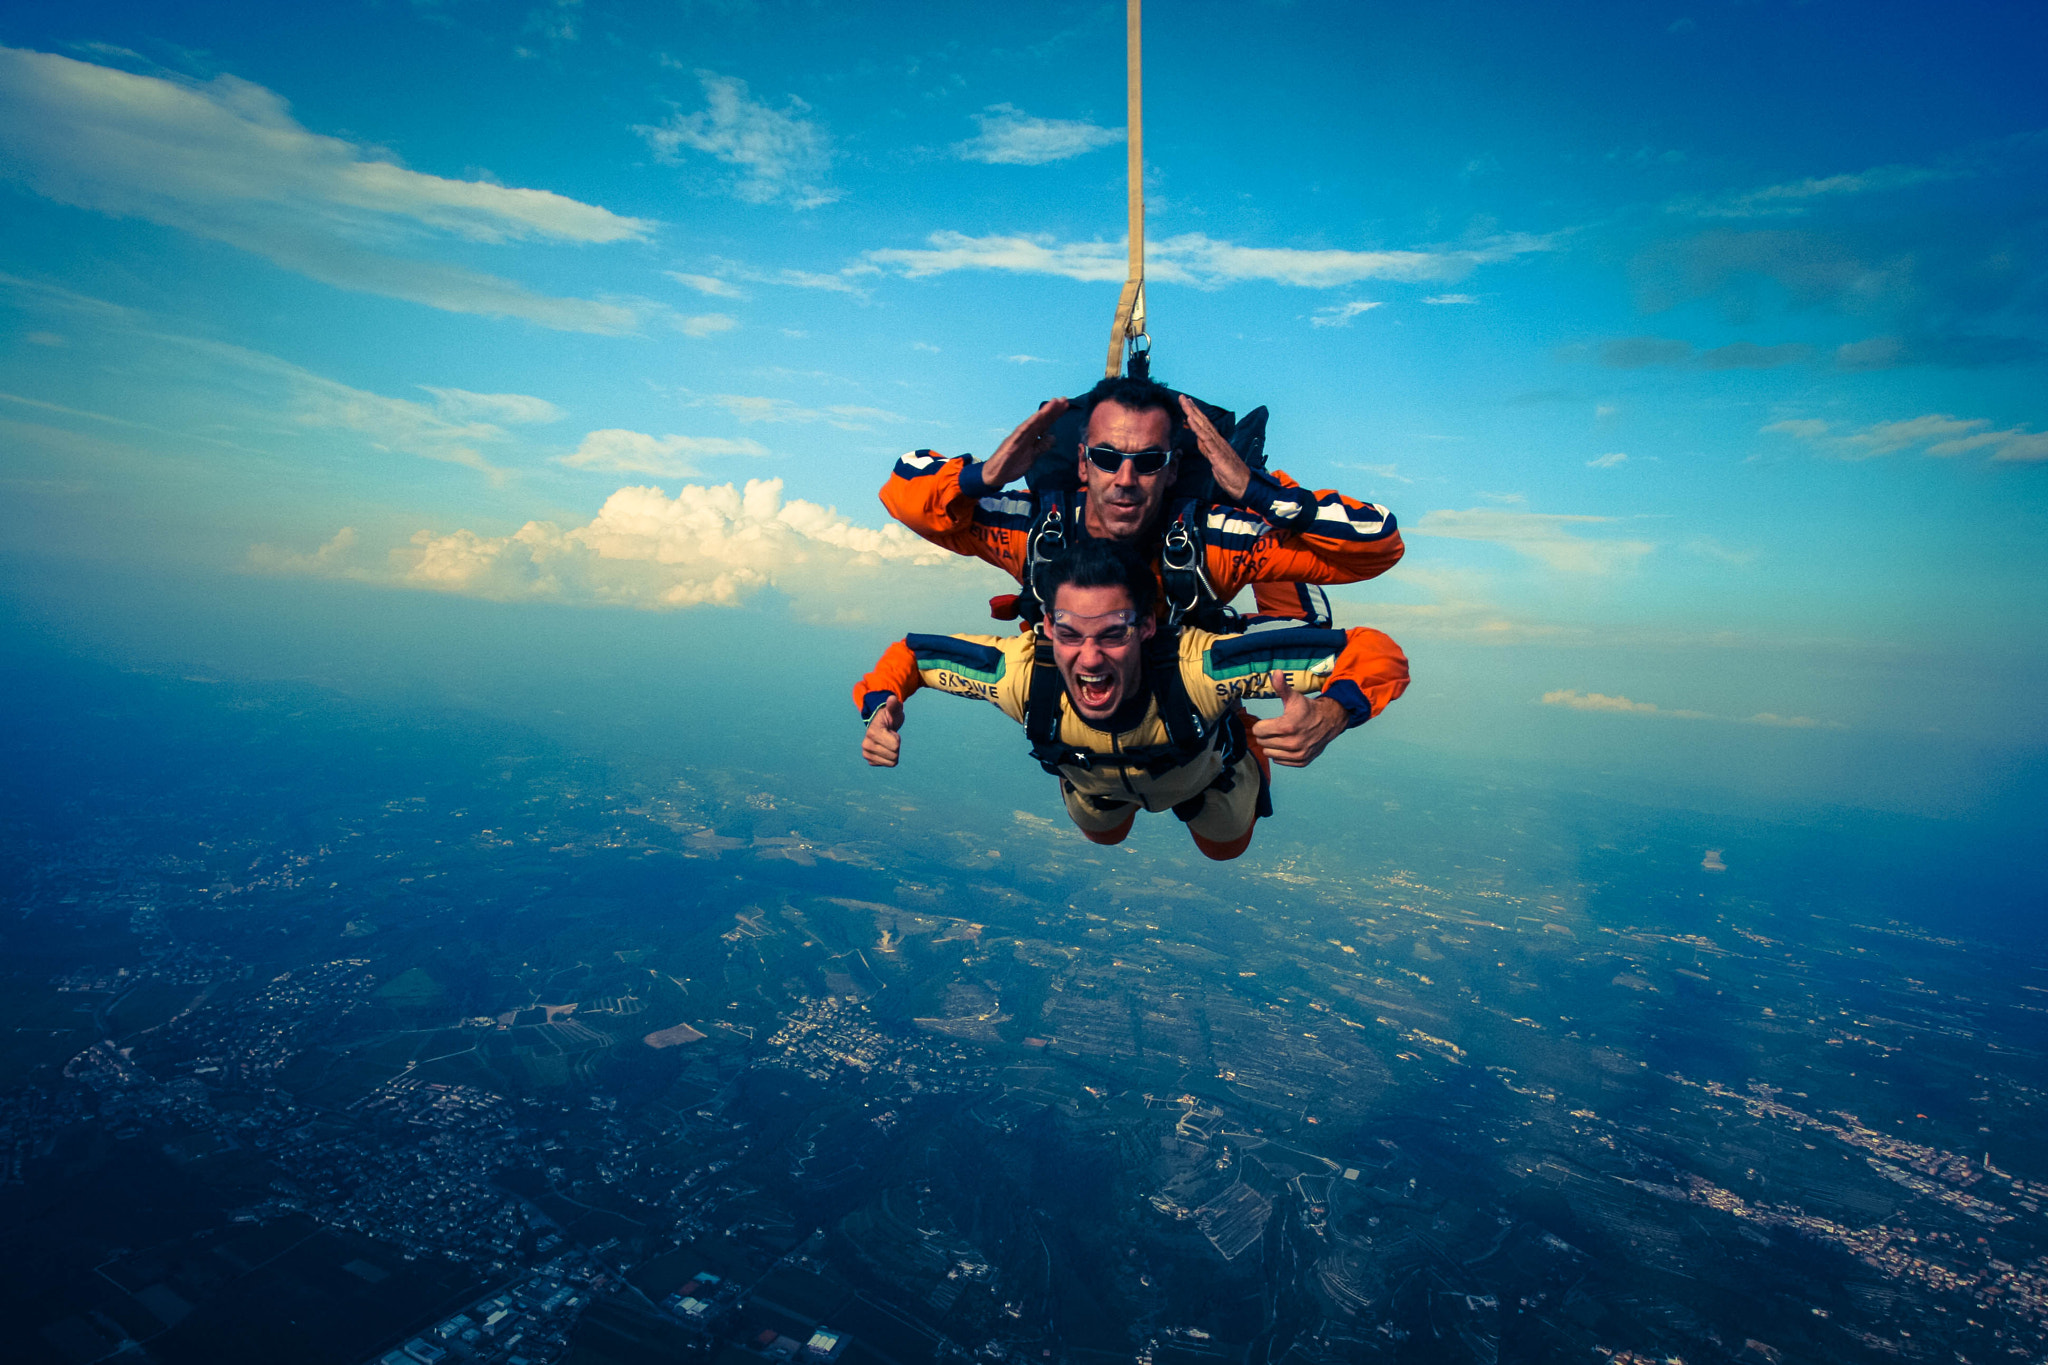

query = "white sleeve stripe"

[1315,501,1388,532]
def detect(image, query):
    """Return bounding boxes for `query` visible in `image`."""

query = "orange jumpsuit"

[880,452,1404,622]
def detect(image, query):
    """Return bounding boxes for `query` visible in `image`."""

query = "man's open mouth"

[1073,669,1118,712]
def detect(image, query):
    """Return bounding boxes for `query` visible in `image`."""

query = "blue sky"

[1,0,2043,818]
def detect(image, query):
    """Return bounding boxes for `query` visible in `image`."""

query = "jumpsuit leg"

[1061,781,1139,846]
[1186,737,1271,862]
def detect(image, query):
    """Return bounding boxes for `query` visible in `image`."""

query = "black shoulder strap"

[1024,639,1071,774]
[1143,632,1207,755]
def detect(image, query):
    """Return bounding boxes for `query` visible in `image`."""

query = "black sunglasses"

[1082,443,1174,476]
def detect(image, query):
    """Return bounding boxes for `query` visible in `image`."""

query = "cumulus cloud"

[250,478,977,623]
[1310,300,1383,328]
[1415,507,1654,575]
[865,230,1551,289]
[1763,413,2048,463]
[954,104,1122,165]
[0,46,653,332]
[559,429,769,478]
[635,71,838,209]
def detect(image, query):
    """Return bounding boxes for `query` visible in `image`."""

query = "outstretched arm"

[1195,625,1410,767]
[1177,398,1404,594]
[853,632,1032,767]
[854,639,923,767]
[876,400,1069,580]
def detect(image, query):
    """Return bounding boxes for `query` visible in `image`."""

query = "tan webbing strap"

[1105,0,1146,377]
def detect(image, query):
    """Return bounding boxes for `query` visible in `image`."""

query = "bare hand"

[862,696,904,767]
[1250,671,1346,767]
[979,397,1071,489]
[1179,394,1250,501]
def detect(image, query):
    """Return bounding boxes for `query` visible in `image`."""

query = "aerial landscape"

[2,1,2044,1362]
[3,639,2043,1364]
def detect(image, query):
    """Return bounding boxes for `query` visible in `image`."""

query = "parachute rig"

[983,0,1324,636]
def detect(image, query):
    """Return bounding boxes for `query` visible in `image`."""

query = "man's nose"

[1111,457,1141,487]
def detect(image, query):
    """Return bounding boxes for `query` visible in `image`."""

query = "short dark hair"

[1079,374,1181,437]
[1038,535,1157,620]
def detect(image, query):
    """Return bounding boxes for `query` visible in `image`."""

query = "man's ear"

[1138,612,1158,641]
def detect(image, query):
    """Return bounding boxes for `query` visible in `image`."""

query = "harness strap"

[1024,640,1069,775]
[1014,493,1072,626]
[1024,630,1224,780]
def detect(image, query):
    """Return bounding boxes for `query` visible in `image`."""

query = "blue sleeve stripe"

[1322,679,1373,728]
[892,449,952,480]
[907,633,1007,684]
[1207,627,1348,669]
[1308,500,1397,541]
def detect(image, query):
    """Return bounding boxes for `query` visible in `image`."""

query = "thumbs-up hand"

[862,696,905,767]
[1249,671,1346,767]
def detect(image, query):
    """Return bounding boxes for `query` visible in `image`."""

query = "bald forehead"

[1085,400,1172,447]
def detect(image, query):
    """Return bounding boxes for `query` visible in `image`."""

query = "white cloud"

[522,0,583,46]
[1764,412,2048,463]
[1542,689,1673,716]
[1760,418,1829,440]
[419,387,563,425]
[954,104,1122,165]
[1423,293,1478,305]
[1669,161,1952,219]
[251,479,977,622]
[701,394,906,429]
[1004,354,1053,364]
[696,258,872,296]
[1416,507,1654,575]
[674,313,738,338]
[665,271,747,299]
[1686,536,1758,566]
[289,376,517,477]
[0,46,653,332]
[1586,451,1628,469]
[1334,461,1412,484]
[634,71,838,209]
[1310,300,1383,328]
[1543,689,1842,728]
[25,330,66,345]
[248,526,361,576]
[1332,563,1588,645]
[865,230,1551,289]
[559,429,769,478]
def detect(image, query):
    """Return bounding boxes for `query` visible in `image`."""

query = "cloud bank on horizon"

[0,1,2043,775]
